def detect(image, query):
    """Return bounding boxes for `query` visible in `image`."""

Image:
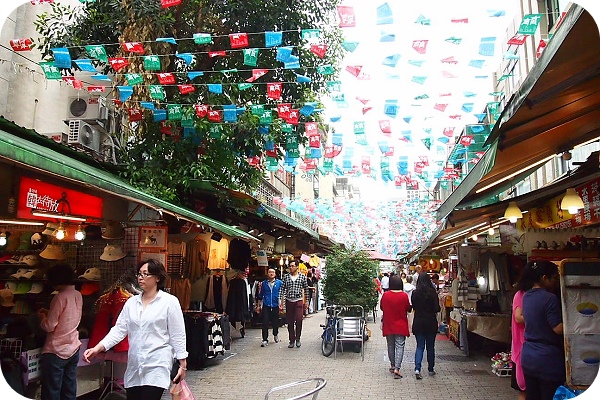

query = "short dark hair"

[520,261,558,289]
[137,259,168,290]
[46,263,74,286]
[389,275,404,290]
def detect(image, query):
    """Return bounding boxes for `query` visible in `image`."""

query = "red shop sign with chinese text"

[17,176,103,220]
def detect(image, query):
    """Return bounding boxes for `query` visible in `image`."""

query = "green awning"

[436,140,498,221]
[261,204,319,239]
[0,128,258,242]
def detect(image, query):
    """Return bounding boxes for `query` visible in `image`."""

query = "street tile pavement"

[181,312,516,400]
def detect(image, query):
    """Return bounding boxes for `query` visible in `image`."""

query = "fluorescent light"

[574,136,600,149]
[0,219,45,226]
[475,154,557,194]
[31,211,87,222]
[431,241,458,250]
[441,222,488,241]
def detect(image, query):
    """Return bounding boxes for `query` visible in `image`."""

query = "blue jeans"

[386,335,406,369]
[414,333,436,372]
[40,349,79,400]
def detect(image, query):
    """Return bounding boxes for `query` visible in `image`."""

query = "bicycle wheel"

[321,326,335,357]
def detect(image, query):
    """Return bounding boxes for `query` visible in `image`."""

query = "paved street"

[181,311,515,400]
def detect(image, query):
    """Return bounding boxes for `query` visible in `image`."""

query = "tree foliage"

[34,0,343,204]
[322,246,379,313]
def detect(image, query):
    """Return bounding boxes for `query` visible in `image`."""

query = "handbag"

[170,359,180,382]
[170,379,195,400]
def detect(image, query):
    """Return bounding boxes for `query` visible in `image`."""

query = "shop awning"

[0,128,259,242]
[436,6,600,220]
[261,204,320,239]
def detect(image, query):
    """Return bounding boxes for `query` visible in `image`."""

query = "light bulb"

[568,207,579,215]
[55,223,66,240]
[477,275,486,286]
[488,227,495,235]
[471,234,478,241]
[509,216,517,223]
[429,259,434,265]
[0,233,6,247]
[279,258,284,266]
[75,225,85,241]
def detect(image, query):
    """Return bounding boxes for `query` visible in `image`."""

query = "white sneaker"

[261,340,268,347]
[274,335,279,343]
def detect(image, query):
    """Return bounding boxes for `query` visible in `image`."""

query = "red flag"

[246,69,268,82]
[10,39,33,51]
[178,84,195,95]
[441,56,458,64]
[451,17,468,23]
[128,108,143,122]
[449,114,462,120]
[305,122,318,136]
[356,96,370,105]
[362,107,372,115]
[337,6,356,27]
[412,40,428,54]
[157,73,175,85]
[161,0,181,8]
[384,147,394,157]
[305,159,317,170]
[418,155,429,166]
[325,145,342,158]
[442,127,455,137]
[195,104,208,118]
[345,65,362,77]
[508,35,527,45]
[229,33,249,49]
[361,157,371,174]
[87,85,105,93]
[310,44,327,58]
[357,71,371,80]
[265,147,278,158]
[266,82,282,100]
[61,76,84,90]
[536,39,547,59]
[439,92,452,97]
[309,135,321,148]
[434,103,448,112]
[394,176,403,186]
[459,135,474,146]
[414,162,424,173]
[379,120,392,134]
[122,42,145,54]
[277,103,291,119]
[108,57,129,72]
[247,156,261,167]
[285,109,299,125]
[208,51,227,58]
[207,110,222,122]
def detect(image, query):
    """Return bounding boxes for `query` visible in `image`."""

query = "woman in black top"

[411,273,441,379]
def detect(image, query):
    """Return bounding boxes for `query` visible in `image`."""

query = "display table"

[462,311,511,344]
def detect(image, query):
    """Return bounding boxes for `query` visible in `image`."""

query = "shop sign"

[17,176,103,220]
[20,348,41,385]
[256,250,268,267]
[519,177,600,229]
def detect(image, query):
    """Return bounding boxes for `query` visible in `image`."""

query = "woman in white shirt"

[83,259,188,400]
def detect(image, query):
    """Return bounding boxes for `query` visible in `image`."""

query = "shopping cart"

[264,378,327,400]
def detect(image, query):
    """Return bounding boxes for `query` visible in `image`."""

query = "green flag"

[517,14,542,35]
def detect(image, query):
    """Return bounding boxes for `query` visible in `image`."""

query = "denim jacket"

[258,279,283,308]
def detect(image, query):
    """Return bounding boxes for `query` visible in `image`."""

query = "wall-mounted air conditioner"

[66,96,100,120]
[68,120,102,152]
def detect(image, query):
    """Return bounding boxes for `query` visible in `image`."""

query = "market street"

[177,311,515,400]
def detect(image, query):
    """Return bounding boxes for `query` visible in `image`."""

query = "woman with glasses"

[520,261,565,400]
[83,259,188,400]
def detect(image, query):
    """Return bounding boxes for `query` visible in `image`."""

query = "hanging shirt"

[99,290,188,390]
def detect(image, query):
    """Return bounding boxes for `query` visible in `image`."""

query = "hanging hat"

[84,225,102,240]
[100,244,126,261]
[6,231,21,251]
[39,244,66,260]
[102,222,125,240]
[30,232,45,250]
[10,268,29,279]
[42,223,58,236]
[0,289,15,307]
[7,255,23,264]
[17,231,33,251]
[21,269,43,280]
[4,282,18,293]
[21,254,40,267]
[27,282,45,294]
[14,282,32,294]
[78,267,102,281]
[80,282,101,296]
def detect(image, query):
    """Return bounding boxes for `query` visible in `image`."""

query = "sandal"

[393,370,402,379]
[389,367,395,373]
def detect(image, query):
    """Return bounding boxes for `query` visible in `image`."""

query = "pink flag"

[361,157,371,174]
[451,17,468,23]
[337,6,356,27]
[441,56,458,64]
[384,147,394,157]
[379,120,392,134]
[442,127,455,137]
[345,65,362,77]
[362,107,373,115]
[434,103,448,112]
[412,40,428,54]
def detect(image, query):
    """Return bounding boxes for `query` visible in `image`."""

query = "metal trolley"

[264,378,327,400]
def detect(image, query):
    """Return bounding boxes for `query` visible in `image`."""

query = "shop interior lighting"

[441,222,488,242]
[561,188,584,215]
[0,219,45,226]
[279,257,284,266]
[74,225,86,241]
[248,228,258,235]
[471,234,478,241]
[475,154,557,194]
[31,210,86,222]
[431,241,458,251]
[477,273,486,286]
[574,136,600,149]
[55,223,66,240]
[504,201,523,223]
[488,226,495,235]
[258,232,265,237]
[0,232,6,247]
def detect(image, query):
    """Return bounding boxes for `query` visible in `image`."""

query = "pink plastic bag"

[170,379,195,400]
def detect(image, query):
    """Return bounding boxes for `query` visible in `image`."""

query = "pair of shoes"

[415,371,423,380]
[288,342,295,348]
[393,370,402,379]
[388,367,395,373]
[295,340,301,348]
[274,335,279,343]
[428,370,436,376]
[261,340,268,347]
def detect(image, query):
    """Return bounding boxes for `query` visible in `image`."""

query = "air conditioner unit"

[66,96,99,120]
[68,120,102,152]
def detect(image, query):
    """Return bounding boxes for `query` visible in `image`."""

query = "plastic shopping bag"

[170,379,196,400]
[553,385,584,400]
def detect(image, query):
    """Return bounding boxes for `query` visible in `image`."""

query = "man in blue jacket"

[256,268,283,347]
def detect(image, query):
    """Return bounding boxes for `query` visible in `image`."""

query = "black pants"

[126,385,164,400]
[524,374,563,400]
[261,306,279,341]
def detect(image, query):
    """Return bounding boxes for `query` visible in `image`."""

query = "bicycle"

[320,305,340,357]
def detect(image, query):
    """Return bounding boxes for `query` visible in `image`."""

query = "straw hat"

[102,222,125,240]
[0,289,15,307]
[39,244,66,260]
[78,267,102,280]
[100,244,126,261]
